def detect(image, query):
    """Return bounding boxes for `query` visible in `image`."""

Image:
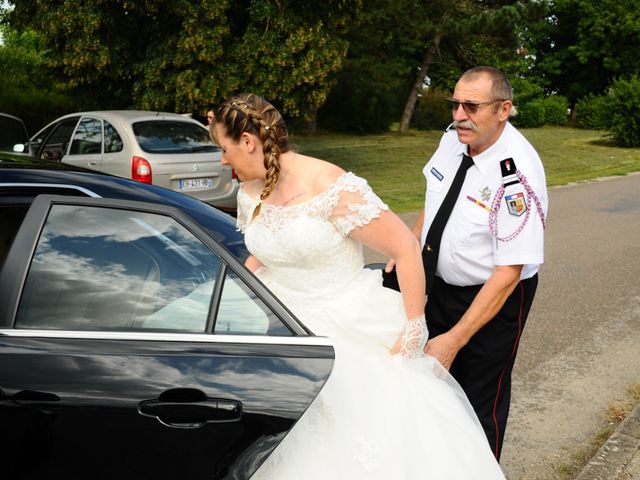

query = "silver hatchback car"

[30,111,238,213]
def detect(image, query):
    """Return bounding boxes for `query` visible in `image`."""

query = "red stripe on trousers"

[491,281,525,458]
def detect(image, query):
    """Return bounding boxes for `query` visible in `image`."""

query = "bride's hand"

[391,315,428,358]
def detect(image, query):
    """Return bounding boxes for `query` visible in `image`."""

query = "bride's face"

[213,124,265,182]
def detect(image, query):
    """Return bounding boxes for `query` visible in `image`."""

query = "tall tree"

[398,1,537,132]
[528,0,640,106]
[7,0,359,125]
[0,21,74,131]
[319,0,432,133]
[318,0,541,133]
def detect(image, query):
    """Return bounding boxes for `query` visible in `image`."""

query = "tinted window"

[0,116,29,153]
[15,204,289,335]
[104,120,124,153]
[69,117,102,155]
[16,205,221,332]
[132,120,219,154]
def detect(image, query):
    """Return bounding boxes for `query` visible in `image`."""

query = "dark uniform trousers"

[425,273,538,460]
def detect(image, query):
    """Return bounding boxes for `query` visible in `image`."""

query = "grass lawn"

[289,126,640,213]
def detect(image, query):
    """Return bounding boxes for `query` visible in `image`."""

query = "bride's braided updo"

[211,93,289,219]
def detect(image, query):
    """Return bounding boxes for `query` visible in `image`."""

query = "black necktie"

[423,154,474,295]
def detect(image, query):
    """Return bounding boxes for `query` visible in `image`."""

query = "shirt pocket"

[456,199,491,248]
[425,179,445,223]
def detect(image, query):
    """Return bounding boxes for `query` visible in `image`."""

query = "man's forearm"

[448,265,523,348]
[411,209,425,242]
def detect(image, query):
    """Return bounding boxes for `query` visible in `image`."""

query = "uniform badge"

[430,167,444,181]
[505,192,527,216]
[503,159,514,173]
[479,186,491,202]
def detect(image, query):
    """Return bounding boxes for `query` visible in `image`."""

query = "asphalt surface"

[364,173,640,479]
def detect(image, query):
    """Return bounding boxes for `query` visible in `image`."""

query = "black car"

[0,154,334,479]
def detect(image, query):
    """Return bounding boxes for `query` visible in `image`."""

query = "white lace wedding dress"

[238,172,505,479]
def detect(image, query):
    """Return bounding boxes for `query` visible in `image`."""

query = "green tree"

[607,76,640,147]
[319,0,542,133]
[397,1,542,132]
[528,0,640,107]
[0,21,74,132]
[7,0,359,127]
[318,0,427,133]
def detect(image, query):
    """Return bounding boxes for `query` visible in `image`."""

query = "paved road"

[365,173,640,479]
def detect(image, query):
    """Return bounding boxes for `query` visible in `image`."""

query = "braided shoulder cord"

[488,170,546,242]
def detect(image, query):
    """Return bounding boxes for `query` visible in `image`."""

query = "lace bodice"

[237,172,388,298]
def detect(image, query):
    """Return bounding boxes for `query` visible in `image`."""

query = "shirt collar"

[454,122,511,173]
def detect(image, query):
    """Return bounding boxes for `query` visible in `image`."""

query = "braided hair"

[211,93,289,219]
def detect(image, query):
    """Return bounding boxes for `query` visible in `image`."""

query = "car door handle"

[0,389,60,402]
[87,161,97,166]
[138,388,242,429]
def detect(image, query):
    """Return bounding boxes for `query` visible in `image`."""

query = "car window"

[40,117,80,161]
[14,203,288,335]
[216,269,290,335]
[69,117,102,155]
[132,120,219,154]
[30,122,57,151]
[0,116,29,153]
[104,120,124,153]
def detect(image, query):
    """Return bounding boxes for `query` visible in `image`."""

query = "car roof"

[0,152,246,258]
[0,112,27,123]
[56,110,201,123]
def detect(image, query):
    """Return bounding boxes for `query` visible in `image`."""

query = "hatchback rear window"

[132,120,219,154]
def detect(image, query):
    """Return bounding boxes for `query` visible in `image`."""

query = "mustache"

[452,120,479,131]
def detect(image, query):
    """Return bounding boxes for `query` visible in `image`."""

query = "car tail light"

[132,156,152,183]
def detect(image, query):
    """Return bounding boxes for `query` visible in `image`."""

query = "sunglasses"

[445,98,507,114]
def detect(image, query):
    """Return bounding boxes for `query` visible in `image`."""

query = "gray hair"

[460,67,513,101]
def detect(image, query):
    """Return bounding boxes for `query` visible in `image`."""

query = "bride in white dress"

[211,93,505,479]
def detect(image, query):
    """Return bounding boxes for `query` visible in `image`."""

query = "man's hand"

[424,332,462,370]
[384,258,396,273]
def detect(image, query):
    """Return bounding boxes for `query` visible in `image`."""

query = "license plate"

[178,178,213,190]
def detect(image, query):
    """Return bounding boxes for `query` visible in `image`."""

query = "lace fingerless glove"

[399,315,428,358]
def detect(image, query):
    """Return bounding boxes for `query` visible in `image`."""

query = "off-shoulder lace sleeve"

[236,187,258,233]
[326,172,389,236]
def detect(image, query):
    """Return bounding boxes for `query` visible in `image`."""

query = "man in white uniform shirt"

[407,67,547,459]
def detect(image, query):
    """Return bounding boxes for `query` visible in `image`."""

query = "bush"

[0,84,76,135]
[413,88,452,131]
[608,76,640,147]
[542,95,569,125]
[512,95,568,128]
[575,93,610,129]
[511,77,545,106]
[514,99,546,128]
[0,27,77,133]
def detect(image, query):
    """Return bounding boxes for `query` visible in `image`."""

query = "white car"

[30,111,238,213]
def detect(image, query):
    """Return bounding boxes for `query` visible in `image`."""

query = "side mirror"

[13,143,25,153]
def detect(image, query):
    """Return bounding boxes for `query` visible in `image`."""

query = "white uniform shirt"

[421,122,548,286]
